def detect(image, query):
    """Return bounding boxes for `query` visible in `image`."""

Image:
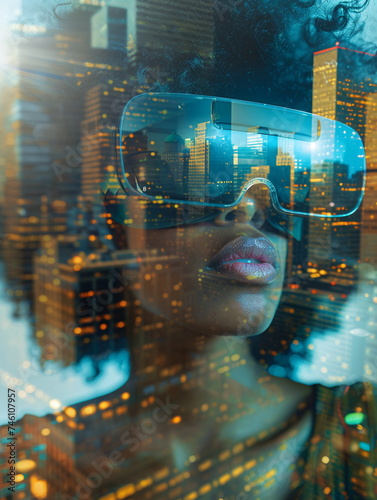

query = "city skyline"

[0,1,377,499]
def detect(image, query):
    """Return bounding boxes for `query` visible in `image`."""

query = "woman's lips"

[206,236,278,285]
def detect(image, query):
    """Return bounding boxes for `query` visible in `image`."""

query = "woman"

[103,96,316,499]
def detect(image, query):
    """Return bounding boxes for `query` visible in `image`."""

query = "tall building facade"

[119,0,215,69]
[1,5,127,293]
[91,4,128,51]
[81,82,130,198]
[312,45,377,140]
[360,93,377,266]
[309,45,377,288]
[33,233,134,367]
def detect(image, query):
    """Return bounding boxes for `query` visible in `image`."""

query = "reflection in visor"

[118,93,365,219]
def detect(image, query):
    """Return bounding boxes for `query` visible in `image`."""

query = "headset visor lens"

[119,93,365,216]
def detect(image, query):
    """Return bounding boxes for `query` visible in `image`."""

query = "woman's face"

[118,190,288,337]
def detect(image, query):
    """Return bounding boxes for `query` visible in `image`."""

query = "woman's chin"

[138,292,278,338]
[184,313,275,338]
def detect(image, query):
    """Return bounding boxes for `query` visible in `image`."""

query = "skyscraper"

[312,44,377,140]
[91,4,128,51]
[33,232,134,367]
[309,45,377,287]
[187,122,209,201]
[81,82,126,198]
[1,12,113,293]
[109,0,215,71]
[360,93,377,266]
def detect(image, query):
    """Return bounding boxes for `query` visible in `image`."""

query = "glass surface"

[119,93,365,217]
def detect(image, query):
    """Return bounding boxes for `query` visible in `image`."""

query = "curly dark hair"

[211,0,374,108]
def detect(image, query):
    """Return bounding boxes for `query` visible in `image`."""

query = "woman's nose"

[213,197,266,228]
